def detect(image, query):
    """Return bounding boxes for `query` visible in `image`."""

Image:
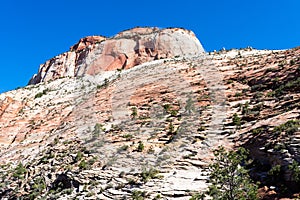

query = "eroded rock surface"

[0,28,299,199]
[29,27,204,84]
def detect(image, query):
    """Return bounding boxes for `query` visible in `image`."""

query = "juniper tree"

[207,146,258,200]
[190,146,258,200]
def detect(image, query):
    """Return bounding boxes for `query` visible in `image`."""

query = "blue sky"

[0,0,299,93]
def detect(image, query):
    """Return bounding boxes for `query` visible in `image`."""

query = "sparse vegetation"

[141,167,160,183]
[163,104,171,113]
[273,120,299,135]
[13,162,27,179]
[131,106,138,118]
[185,96,195,115]
[288,161,300,183]
[132,190,147,200]
[232,113,241,129]
[122,133,133,140]
[78,160,88,170]
[35,89,48,98]
[137,141,144,152]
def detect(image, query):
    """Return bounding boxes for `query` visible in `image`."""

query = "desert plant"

[13,163,27,179]
[137,141,144,152]
[168,122,175,133]
[123,134,133,140]
[131,106,138,119]
[241,101,249,115]
[185,96,195,115]
[163,104,172,113]
[288,160,300,183]
[75,151,84,162]
[132,190,147,200]
[273,120,299,135]
[92,123,103,138]
[141,167,160,183]
[232,113,241,129]
[78,160,89,170]
[267,164,282,183]
[206,146,258,200]
[34,89,48,99]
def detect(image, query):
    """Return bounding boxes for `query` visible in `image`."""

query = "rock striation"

[29,27,204,84]
[0,27,299,199]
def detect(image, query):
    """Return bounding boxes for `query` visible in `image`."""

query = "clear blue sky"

[0,0,299,93]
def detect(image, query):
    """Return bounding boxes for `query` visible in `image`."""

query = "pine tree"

[207,146,258,200]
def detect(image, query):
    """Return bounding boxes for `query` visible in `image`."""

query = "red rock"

[29,27,204,84]
[70,36,106,52]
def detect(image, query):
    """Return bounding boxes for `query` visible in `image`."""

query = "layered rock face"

[0,27,299,199]
[29,27,204,84]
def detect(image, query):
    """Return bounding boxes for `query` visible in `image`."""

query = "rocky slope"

[0,27,299,199]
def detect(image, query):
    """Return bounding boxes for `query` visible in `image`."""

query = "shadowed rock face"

[29,27,204,84]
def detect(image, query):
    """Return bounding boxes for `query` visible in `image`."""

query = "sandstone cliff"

[0,28,299,199]
[29,27,204,84]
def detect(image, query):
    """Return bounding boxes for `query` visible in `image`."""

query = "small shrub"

[75,151,84,162]
[232,113,241,129]
[241,101,250,115]
[13,163,27,179]
[131,106,138,119]
[267,165,282,183]
[137,141,144,152]
[93,123,103,137]
[227,79,234,84]
[288,161,300,183]
[197,126,206,132]
[170,109,178,117]
[185,96,195,115]
[273,120,299,135]
[122,134,133,140]
[141,167,160,183]
[78,160,88,170]
[234,92,242,97]
[118,145,129,152]
[168,122,175,133]
[132,190,147,200]
[163,104,171,113]
[34,89,48,99]
[251,127,265,135]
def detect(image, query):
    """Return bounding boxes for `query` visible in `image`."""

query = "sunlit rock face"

[29,27,204,84]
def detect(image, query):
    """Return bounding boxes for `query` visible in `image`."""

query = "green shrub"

[122,134,133,140]
[185,96,195,115]
[75,151,84,162]
[131,106,138,119]
[13,163,27,179]
[232,113,241,129]
[79,160,88,170]
[132,190,147,200]
[273,120,299,135]
[163,104,171,113]
[34,89,48,99]
[197,126,206,132]
[288,161,300,183]
[206,146,258,200]
[137,141,144,152]
[141,167,160,183]
[267,165,282,183]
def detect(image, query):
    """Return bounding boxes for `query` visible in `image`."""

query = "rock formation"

[29,27,204,84]
[0,28,299,199]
